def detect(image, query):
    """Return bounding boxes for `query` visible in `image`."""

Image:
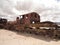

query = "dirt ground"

[0,29,60,45]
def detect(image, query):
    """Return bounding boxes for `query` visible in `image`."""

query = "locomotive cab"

[0,18,7,29]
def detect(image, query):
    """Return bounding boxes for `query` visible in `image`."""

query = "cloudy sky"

[0,0,60,22]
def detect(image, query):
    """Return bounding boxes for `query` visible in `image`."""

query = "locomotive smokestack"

[16,17,20,24]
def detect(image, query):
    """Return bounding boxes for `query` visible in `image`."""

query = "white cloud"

[0,0,60,22]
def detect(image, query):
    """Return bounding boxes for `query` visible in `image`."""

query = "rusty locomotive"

[0,12,60,39]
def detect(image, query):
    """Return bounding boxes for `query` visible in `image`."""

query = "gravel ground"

[0,29,60,45]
